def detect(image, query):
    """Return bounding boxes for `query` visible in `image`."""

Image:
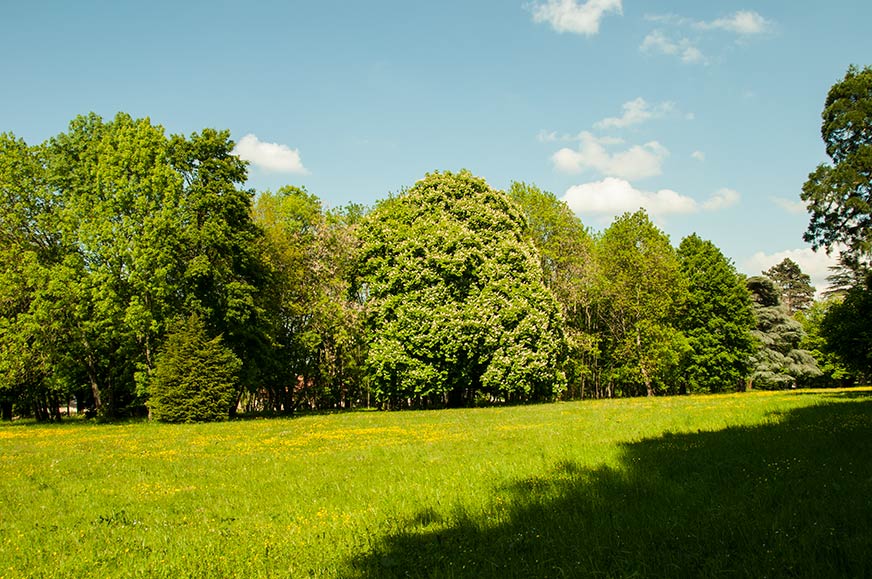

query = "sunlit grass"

[2,388,870,578]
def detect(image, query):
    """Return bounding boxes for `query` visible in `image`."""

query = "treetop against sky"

[3,1,871,290]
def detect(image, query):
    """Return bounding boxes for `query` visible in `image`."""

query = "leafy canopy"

[358,170,566,407]
[801,65,872,266]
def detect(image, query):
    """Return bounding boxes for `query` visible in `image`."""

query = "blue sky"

[3,0,870,290]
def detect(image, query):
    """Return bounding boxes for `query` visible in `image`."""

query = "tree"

[45,112,184,416]
[0,132,78,420]
[797,297,855,386]
[149,314,241,422]
[252,187,367,412]
[357,170,566,408]
[801,65,872,266]
[507,182,599,399]
[763,258,815,316]
[597,210,688,397]
[818,273,872,382]
[745,277,821,388]
[677,234,756,393]
[167,128,270,404]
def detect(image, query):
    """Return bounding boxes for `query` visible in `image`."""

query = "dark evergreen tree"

[801,65,872,268]
[763,258,815,316]
[149,314,241,422]
[746,277,821,388]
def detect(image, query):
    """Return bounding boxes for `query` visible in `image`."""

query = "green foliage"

[763,257,815,316]
[149,314,241,422]
[819,273,872,381]
[801,64,872,265]
[252,187,367,411]
[358,171,566,407]
[0,113,270,418]
[507,182,598,399]
[746,277,821,388]
[797,297,856,386]
[677,234,756,393]
[597,210,688,396]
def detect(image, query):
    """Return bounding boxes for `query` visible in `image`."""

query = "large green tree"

[746,276,821,388]
[677,234,756,393]
[597,211,688,397]
[507,182,599,399]
[797,297,856,386]
[1,113,269,418]
[0,133,66,420]
[801,65,872,266]
[818,273,872,382]
[357,170,566,408]
[253,186,366,412]
[763,258,815,316]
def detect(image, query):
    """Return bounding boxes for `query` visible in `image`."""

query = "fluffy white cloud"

[562,178,696,218]
[701,11,771,35]
[702,188,740,210]
[233,134,308,174]
[552,132,669,180]
[530,0,622,36]
[561,178,739,221]
[594,97,675,129]
[640,30,706,64]
[771,197,807,214]
[691,150,706,161]
[742,247,840,295]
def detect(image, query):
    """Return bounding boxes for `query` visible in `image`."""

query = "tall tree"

[746,276,821,388]
[763,258,815,316]
[507,182,599,399]
[797,297,855,386]
[818,273,872,382]
[357,170,566,408]
[801,65,872,267]
[0,133,67,419]
[677,234,756,393]
[597,210,688,397]
[253,187,366,412]
[167,128,269,406]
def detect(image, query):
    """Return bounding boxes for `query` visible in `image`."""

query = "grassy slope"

[1,389,871,578]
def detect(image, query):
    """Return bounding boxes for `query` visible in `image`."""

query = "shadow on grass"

[347,397,872,578]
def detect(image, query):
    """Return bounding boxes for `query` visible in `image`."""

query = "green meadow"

[2,389,871,578]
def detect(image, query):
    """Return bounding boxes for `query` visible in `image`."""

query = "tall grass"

[1,389,870,578]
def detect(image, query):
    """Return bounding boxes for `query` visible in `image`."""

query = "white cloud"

[552,132,669,180]
[233,134,308,174]
[771,197,807,215]
[702,188,740,210]
[700,11,771,35]
[562,178,696,219]
[594,97,675,129]
[742,248,840,295]
[561,178,740,221]
[691,150,706,161]
[640,30,706,64]
[530,0,622,36]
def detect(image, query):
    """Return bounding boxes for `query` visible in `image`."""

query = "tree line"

[1,66,870,421]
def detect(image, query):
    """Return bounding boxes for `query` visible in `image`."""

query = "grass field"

[2,389,871,578]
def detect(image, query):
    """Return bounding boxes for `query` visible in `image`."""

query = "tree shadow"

[346,398,872,578]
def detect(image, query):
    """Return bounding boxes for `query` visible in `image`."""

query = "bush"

[149,314,241,422]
